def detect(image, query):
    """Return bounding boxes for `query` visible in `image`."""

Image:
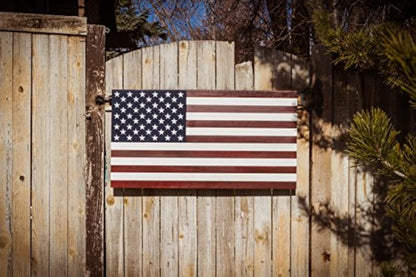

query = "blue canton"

[112,90,186,142]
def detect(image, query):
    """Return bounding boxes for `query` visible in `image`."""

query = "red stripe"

[112,150,296,158]
[111,180,296,189]
[186,105,296,113]
[111,165,296,173]
[187,90,297,98]
[186,121,297,128]
[186,136,297,143]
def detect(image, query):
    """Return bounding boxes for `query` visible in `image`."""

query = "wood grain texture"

[160,42,180,277]
[49,35,69,276]
[0,12,87,35]
[85,24,106,277]
[105,55,125,276]
[215,41,236,277]
[11,32,31,276]
[67,35,86,276]
[0,31,13,277]
[196,40,216,277]
[31,34,51,277]
[234,61,255,277]
[122,49,143,277]
[253,48,272,276]
[178,41,198,277]
[141,45,161,277]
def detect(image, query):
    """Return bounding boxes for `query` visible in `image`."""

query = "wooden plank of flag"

[111,90,297,189]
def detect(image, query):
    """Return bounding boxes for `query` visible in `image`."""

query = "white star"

[159,118,165,124]
[127,135,132,141]
[158,107,165,113]
[140,91,145,97]
[171,130,177,135]
[178,114,184,119]
[165,124,171,130]
[178,135,184,141]
[127,124,132,130]
[114,124,120,130]
[121,96,126,102]
[127,102,133,108]
[127,91,133,97]
[178,124,184,130]
[139,124,145,130]
[114,113,120,119]
[152,102,158,108]
[178,103,184,109]
[171,108,177,113]
[114,102,120,108]
[120,129,126,135]
[139,102,145,108]
[120,118,126,124]
[133,129,139,135]
[166,92,171,97]
[152,135,158,141]
[114,91,120,97]
[159,96,165,102]
[171,119,177,124]
[114,135,120,140]
[133,118,139,124]
[139,113,145,119]
[120,107,126,113]
[158,129,164,135]
[146,107,152,113]
[146,118,151,124]
[127,113,133,119]
[139,135,145,141]
[165,135,171,141]
[146,129,152,135]
[178,92,184,97]
[152,91,158,97]
[146,96,152,102]
[133,107,139,113]
[133,96,139,102]
[172,97,177,103]
[152,124,158,130]
[165,103,171,108]
[165,114,171,119]
[152,114,158,119]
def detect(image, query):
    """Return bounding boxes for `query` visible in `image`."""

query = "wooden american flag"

[111,90,297,189]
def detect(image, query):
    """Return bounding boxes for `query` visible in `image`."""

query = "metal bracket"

[95,95,111,105]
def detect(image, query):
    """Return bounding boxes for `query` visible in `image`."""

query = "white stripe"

[111,157,296,166]
[187,112,297,121]
[186,128,297,136]
[111,142,297,151]
[187,97,297,106]
[111,172,296,182]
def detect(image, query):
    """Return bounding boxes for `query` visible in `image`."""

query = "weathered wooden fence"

[0,13,88,276]
[1,12,413,277]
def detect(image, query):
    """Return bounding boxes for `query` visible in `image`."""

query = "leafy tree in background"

[312,1,416,274]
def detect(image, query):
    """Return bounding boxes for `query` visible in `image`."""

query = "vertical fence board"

[290,52,310,277]
[272,51,292,90]
[195,41,216,277]
[49,35,69,276]
[67,35,86,276]
[310,45,332,277]
[0,31,13,277]
[253,47,272,277]
[122,49,143,277]
[141,45,161,277]
[235,61,254,277]
[31,34,51,277]
[215,41,235,277]
[178,40,198,277]
[160,42,180,277]
[105,55,124,276]
[85,24,106,277]
[11,32,31,276]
